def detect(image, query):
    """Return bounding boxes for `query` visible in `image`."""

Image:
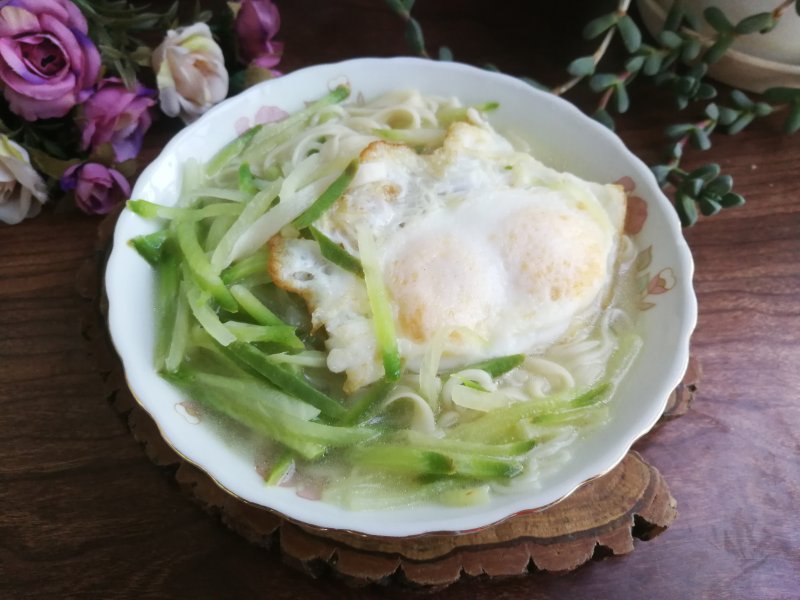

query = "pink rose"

[79,78,157,162]
[0,0,101,120]
[60,162,130,215]
[235,0,283,71]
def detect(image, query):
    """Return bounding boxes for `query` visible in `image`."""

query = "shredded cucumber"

[127,88,638,510]
[357,225,401,381]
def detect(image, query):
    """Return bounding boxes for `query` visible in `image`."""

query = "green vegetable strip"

[170,374,327,460]
[457,354,526,378]
[339,379,395,426]
[357,226,402,381]
[210,180,281,269]
[190,188,250,202]
[398,431,536,459]
[184,369,320,421]
[373,127,446,147]
[436,101,500,125]
[226,341,346,420]
[229,284,285,326]
[184,280,237,346]
[175,221,237,312]
[127,199,243,222]
[203,214,236,253]
[224,321,303,348]
[129,229,170,266]
[240,85,351,167]
[349,446,524,479]
[220,249,270,285]
[265,452,295,485]
[154,248,180,370]
[205,124,263,177]
[448,382,611,442]
[291,160,358,229]
[238,163,259,196]
[323,476,489,510]
[447,453,525,479]
[309,225,363,276]
[164,284,190,372]
[349,446,455,476]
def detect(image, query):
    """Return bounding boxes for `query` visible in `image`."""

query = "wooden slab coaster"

[78,207,698,588]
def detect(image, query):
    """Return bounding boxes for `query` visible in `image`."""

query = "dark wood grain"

[2,1,799,598]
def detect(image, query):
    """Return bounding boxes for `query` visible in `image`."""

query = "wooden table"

[2,1,798,597]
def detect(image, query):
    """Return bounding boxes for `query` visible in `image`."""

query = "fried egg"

[269,121,626,393]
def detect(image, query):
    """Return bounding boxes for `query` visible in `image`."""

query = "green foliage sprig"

[386,0,800,227]
[72,0,178,88]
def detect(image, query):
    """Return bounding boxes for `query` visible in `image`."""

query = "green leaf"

[753,102,773,117]
[614,83,630,113]
[659,30,682,49]
[704,6,733,32]
[589,73,618,92]
[616,15,642,52]
[697,83,717,100]
[734,12,776,35]
[405,18,426,56]
[784,103,800,134]
[730,89,754,109]
[664,4,685,31]
[681,37,702,61]
[683,177,703,197]
[384,0,404,12]
[27,147,79,180]
[690,128,711,150]
[676,75,695,95]
[669,141,684,159]
[625,54,645,72]
[676,192,698,227]
[593,109,615,130]
[699,197,722,216]
[567,56,596,77]
[643,52,664,76]
[521,76,549,91]
[705,174,733,195]
[796,0,800,17]
[665,123,694,139]
[764,87,800,103]
[705,35,734,64]
[688,163,720,181]
[728,112,754,134]
[705,103,720,120]
[438,45,453,61]
[720,192,746,207]
[583,12,619,39]
[403,0,416,10]
[651,164,672,185]
[718,106,739,125]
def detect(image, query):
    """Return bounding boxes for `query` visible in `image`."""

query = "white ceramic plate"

[106,58,697,537]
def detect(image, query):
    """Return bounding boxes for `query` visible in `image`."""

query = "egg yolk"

[385,232,502,343]
[493,206,608,307]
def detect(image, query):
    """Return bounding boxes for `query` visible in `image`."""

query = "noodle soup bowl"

[106,58,697,537]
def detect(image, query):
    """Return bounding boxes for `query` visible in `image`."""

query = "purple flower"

[235,0,283,71]
[60,162,130,215]
[80,78,157,163]
[0,0,101,120]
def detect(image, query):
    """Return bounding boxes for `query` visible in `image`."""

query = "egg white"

[269,121,626,393]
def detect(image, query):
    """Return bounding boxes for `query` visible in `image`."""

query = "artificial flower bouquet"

[0,0,283,224]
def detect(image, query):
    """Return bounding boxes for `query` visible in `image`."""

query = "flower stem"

[551,0,632,96]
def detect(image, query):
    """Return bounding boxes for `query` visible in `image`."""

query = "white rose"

[0,135,48,225]
[152,23,229,124]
